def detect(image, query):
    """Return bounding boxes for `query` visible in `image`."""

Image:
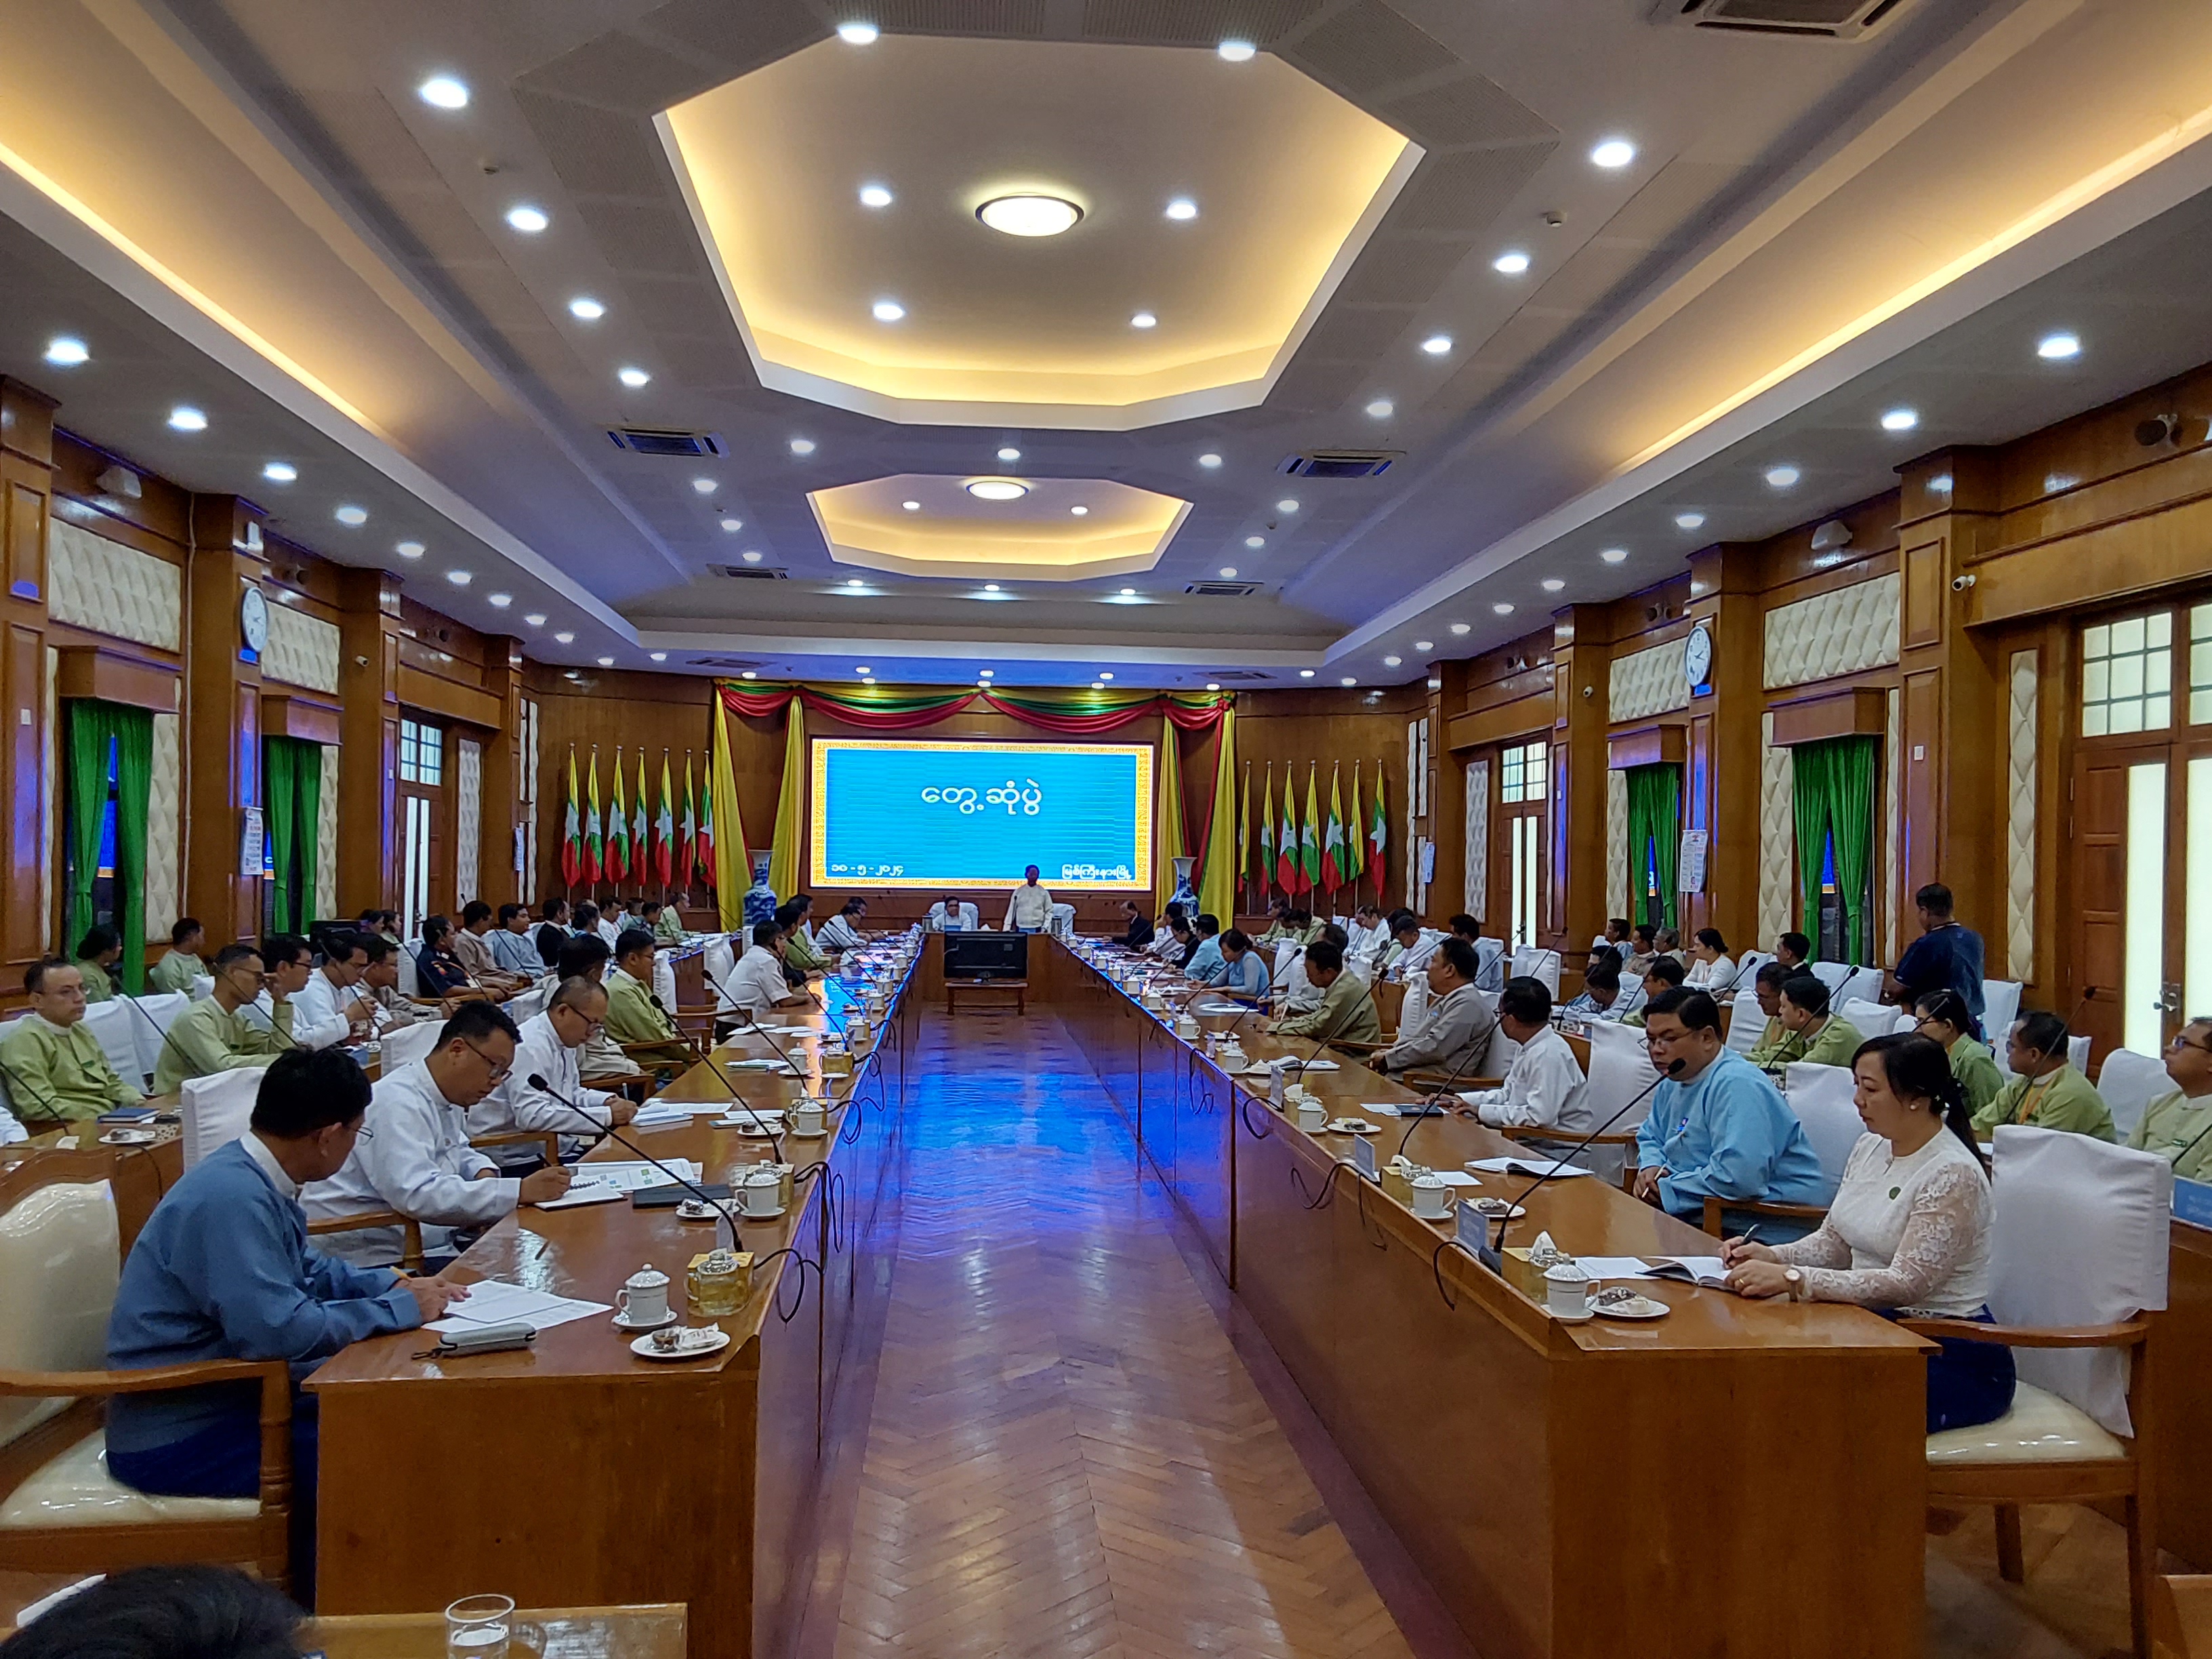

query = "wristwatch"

[1783,1267,1805,1303]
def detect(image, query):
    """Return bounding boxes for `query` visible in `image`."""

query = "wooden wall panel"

[5,623,42,964]
[1901,668,1944,901]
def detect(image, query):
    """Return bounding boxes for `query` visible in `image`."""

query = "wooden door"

[2070,740,2190,1063]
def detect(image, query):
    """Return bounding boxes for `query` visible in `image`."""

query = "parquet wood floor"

[820,1014,1421,1659]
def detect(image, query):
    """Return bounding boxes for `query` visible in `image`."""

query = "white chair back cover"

[1780,1062,1862,1196]
[180,1068,263,1171]
[380,1019,443,1073]
[506,983,550,1026]
[1723,986,1766,1054]
[705,936,735,981]
[83,1001,144,1089]
[1512,947,1561,996]
[398,946,423,999]
[2067,1033,2093,1076]
[1836,966,1885,1009]
[1399,969,1430,1041]
[1617,972,1647,1020]
[0,1174,117,1450]
[1839,998,1892,1038]
[1982,979,2022,1042]
[1987,1125,2172,1437]
[126,991,190,1087]
[1809,961,1852,993]
[652,953,677,1012]
[1589,934,1612,961]
[1735,950,1772,990]
[1584,1021,1656,1130]
[189,973,215,1001]
[2095,1048,2170,1142]
[1474,937,1507,992]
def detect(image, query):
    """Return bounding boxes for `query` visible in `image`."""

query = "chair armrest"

[1897,1316,2152,1349]
[0,1357,289,1398]
[1700,1195,1828,1234]
[470,1129,560,1166]
[1498,1125,1639,1145]
[1399,1071,1502,1092]
[306,1209,425,1272]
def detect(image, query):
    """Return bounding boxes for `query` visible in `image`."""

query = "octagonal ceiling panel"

[810,474,1191,583]
[658,36,1420,430]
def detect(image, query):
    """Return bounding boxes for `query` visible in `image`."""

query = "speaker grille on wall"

[1654,0,1910,38]
[607,427,726,457]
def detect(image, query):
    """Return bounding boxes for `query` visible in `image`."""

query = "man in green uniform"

[604,929,693,1079]
[1270,941,1380,1046]
[1973,1010,2114,1141]
[148,918,207,994]
[153,943,295,1095]
[2128,1017,2212,1179]
[0,958,145,1124]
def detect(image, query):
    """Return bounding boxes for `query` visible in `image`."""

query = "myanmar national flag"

[1320,763,1346,894]
[605,749,630,883]
[678,754,697,884]
[696,753,716,881]
[583,752,605,885]
[1275,764,1299,893]
[632,752,649,884]
[655,754,676,885]
[1237,763,1252,897]
[1298,764,1322,895]
[1368,762,1389,897]
[1256,762,1275,896]
[1345,760,1367,887]
[561,752,583,886]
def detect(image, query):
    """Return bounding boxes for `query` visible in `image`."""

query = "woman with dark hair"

[1722,1033,2013,1433]
[1914,987,2005,1117]
[1684,926,1736,994]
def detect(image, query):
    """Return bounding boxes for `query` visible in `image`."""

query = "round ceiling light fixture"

[1590,138,1637,169]
[1130,311,1158,329]
[976,194,1083,238]
[836,20,880,43]
[2038,332,2081,361]
[1492,251,1531,274]
[964,477,1029,501]
[871,298,906,322]
[858,183,894,208]
[1218,38,1256,62]
[417,75,470,110]
[1165,197,1198,221]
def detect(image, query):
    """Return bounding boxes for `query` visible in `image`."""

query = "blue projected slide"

[809,739,1153,890]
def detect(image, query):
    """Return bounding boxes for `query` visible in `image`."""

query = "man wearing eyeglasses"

[468,977,637,1165]
[304,1001,571,1267]
[2126,1017,2212,1180]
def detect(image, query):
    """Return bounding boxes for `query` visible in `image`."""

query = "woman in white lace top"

[1722,1032,2015,1433]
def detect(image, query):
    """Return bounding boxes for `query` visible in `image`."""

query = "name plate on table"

[1269,1066,1285,1110]
[2175,1176,2212,1233]
[1352,1136,1378,1183]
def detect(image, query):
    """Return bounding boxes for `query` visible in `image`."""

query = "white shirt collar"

[241,1130,302,1200]
[34,1012,76,1038]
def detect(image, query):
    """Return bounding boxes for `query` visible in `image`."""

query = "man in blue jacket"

[106,1047,464,1600]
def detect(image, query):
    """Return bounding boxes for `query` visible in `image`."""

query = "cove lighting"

[2039,332,2081,360]
[1765,465,1800,489]
[977,194,1083,238]
[1492,251,1530,274]
[872,299,906,322]
[1420,334,1453,354]
[168,406,207,432]
[417,75,469,110]
[1165,198,1198,221]
[1590,138,1637,169]
[1130,311,1158,329]
[859,183,893,208]
[262,462,296,483]
[504,205,550,234]
[43,336,87,367]
[396,541,425,558]
[334,505,368,526]
[1364,398,1394,419]
[1881,407,1919,432]
[568,297,605,321]
[617,367,651,388]
[1218,38,1256,61]
[964,478,1028,501]
[836,21,880,43]
[1600,548,1628,564]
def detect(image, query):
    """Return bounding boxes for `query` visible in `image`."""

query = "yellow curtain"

[1197,704,1237,925]
[1155,719,1185,914]
[769,699,806,899]
[709,695,749,930]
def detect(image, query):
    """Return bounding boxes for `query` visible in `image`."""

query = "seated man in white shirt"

[291,930,377,1050]
[726,922,811,1023]
[926,895,977,932]
[817,899,869,953]
[1002,866,1054,933]
[1146,903,1188,958]
[469,976,636,1165]
[357,935,422,1031]
[1345,904,1388,965]
[304,1001,570,1267]
[1460,976,1592,1141]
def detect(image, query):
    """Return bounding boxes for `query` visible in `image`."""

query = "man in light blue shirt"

[1632,985,1828,1240]
[489,903,544,977]
[1212,928,1271,998]
[1185,914,1225,983]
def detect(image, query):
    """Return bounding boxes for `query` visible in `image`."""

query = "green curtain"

[1827,737,1877,966]
[294,745,323,929]
[265,737,298,937]
[110,708,151,993]
[64,704,110,960]
[1624,763,1681,931]
[1792,743,1833,959]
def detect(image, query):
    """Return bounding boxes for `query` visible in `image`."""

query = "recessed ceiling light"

[446,570,472,586]
[617,366,651,388]
[1197,453,1223,468]
[691,477,716,494]
[2038,332,2081,361]
[1493,251,1532,275]
[1099,672,1114,681]
[871,298,906,322]
[262,462,296,483]
[1765,465,1800,489]
[167,405,207,432]
[597,655,615,667]
[650,651,667,662]
[1120,588,1135,596]
[1881,407,1919,432]
[984,583,1000,593]
[1165,197,1199,221]
[417,75,469,110]
[1420,333,1453,354]
[1414,639,1433,651]
[1450,623,1471,635]
[901,499,921,512]
[396,541,425,558]
[1218,566,1238,579]
[1674,512,1705,530]
[1277,499,1299,513]
[1218,38,1256,61]
[1365,398,1394,419]
[1130,311,1158,329]
[996,447,1021,462]
[740,670,756,680]
[720,517,743,532]
[1070,505,1089,516]
[965,478,1028,501]
[334,505,368,527]
[977,194,1082,237]
[836,20,880,43]
[979,668,994,676]
[790,438,816,455]
[1600,547,1628,564]
[1244,535,1265,548]
[858,183,894,208]
[1590,138,1637,169]
[523,613,546,628]
[43,336,88,367]
[741,550,764,563]
[847,577,866,588]
[1492,601,1515,615]
[1540,578,1565,593]
[1928,472,1954,494]
[1340,677,1357,687]
[1205,682,1221,691]
[568,297,605,321]
[1299,669,1315,678]
[855,665,871,674]
[1382,655,1402,668]
[489,592,512,608]
[504,205,550,234]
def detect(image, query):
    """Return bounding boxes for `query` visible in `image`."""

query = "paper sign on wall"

[239,807,265,878]
[1677,829,1708,894]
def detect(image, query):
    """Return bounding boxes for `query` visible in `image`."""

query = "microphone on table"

[526,1073,745,1244]
[1486,1057,1687,1254]
[674,1016,792,1161]
[1391,1015,1497,1160]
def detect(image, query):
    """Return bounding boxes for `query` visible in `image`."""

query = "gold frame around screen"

[807,737,1154,890]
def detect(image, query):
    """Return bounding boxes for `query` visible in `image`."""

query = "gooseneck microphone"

[527,1073,745,1241]
[1285,975,1378,1093]
[1391,991,1499,1160]
[1490,1057,1687,1249]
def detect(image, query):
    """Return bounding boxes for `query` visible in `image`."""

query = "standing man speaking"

[1002,865,1054,933]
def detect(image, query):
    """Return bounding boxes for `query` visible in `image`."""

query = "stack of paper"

[427,1279,612,1334]
[570,1159,702,1191]
[1466,1156,1595,1178]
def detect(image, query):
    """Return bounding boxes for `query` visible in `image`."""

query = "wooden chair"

[305,1210,426,1273]
[1371,980,1404,1040]
[0,1155,291,1589]
[1699,1195,1828,1238]
[468,1129,562,1171]
[2154,1576,2212,1658]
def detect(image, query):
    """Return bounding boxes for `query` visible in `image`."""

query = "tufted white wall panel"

[47,521,180,652]
[317,745,339,923]
[1605,768,1628,923]
[1763,571,1900,691]
[2007,652,2039,981]
[1465,760,1489,920]
[1609,638,1690,724]
[1885,687,1903,965]
[1758,711,1795,945]
[146,713,180,941]
[455,736,483,908]
[519,697,540,883]
[262,602,340,695]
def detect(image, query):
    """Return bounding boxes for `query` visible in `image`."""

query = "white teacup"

[1175,1015,1199,1037]
[794,1100,827,1136]
[1543,1262,1593,1318]
[1410,1173,1452,1220]
[1295,1099,1326,1131]
[741,1167,783,1216]
[617,1263,671,1326]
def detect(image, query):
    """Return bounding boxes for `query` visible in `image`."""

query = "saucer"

[737,1202,787,1221]
[787,1125,830,1139]
[612,1309,679,1332]
[1591,1291,1671,1321]
[732,1123,783,1138]
[1547,1306,1595,1324]
[100,1128,159,1145]
[1469,1198,1527,1220]
[675,1202,722,1223]
[631,1327,731,1361]
[1323,1118,1380,1135]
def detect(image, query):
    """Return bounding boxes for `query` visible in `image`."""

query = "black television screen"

[943,932,1029,980]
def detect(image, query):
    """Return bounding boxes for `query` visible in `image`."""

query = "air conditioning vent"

[1277,449,1402,479]
[684,656,765,671]
[1185,580,1263,597]
[708,564,789,580]
[1653,0,1910,39]
[607,427,726,457]
[1204,670,1271,682]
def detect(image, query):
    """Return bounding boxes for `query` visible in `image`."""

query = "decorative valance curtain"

[1791,735,1878,964]
[64,699,152,991]
[1623,762,1681,933]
